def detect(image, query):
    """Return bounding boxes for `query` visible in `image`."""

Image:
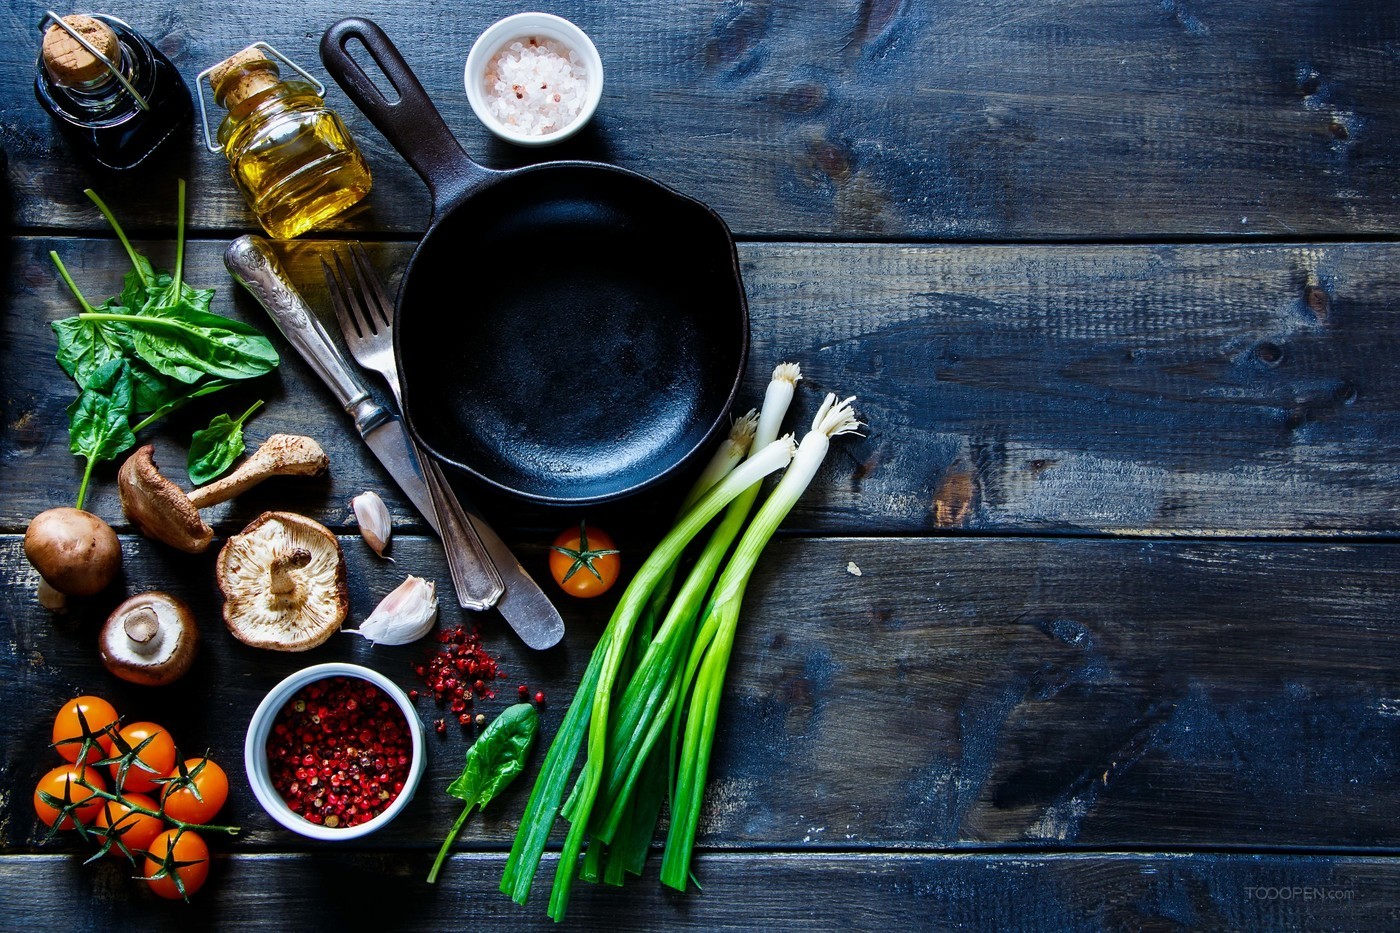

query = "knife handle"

[224,235,386,435]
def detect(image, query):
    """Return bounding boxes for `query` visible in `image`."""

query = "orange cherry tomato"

[549,522,621,598]
[52,696,119,766]
[143,829,209,900]
[160,758,229,825]
[109,721,177,794]
[34,764,106,829]
[93,792,164,857]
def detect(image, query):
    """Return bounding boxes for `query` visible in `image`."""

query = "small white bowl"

[244,662,426,841]
[465,12,604,147]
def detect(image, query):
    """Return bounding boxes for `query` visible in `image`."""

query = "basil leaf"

[187,399,263,485]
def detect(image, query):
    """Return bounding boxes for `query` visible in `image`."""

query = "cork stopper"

[42,15,120,87]
[210,45,281,108]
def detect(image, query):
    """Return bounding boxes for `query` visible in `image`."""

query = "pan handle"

[320,17,490,212]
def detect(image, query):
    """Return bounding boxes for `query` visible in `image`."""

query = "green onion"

[589,365,803,845]
[660,393,862,890]
[501,434,796,916]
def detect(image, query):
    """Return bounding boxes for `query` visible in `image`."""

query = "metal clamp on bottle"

[194,42,322,152]
[39,11,149,110]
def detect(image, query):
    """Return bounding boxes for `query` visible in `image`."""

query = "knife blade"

[359,415,439,534]
[224,236,565,647]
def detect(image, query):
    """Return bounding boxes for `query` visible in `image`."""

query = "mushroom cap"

[100,592,200,686]
[216,511,349,651]
[23,507,122,596]
[119,445,213,553]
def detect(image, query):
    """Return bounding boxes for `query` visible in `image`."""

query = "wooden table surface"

[3,1,1399,930]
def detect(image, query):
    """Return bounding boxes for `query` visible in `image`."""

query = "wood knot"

[931,469,975,527]
[1256,342,1283,366]
[1304,285,1330,322]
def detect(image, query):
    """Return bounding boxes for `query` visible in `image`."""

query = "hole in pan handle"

[320,17,490,211]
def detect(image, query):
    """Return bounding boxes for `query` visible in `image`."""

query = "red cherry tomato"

[549,523,621,598]
[143,829,209,900]
[160,758,229,825]
[34,764,106,829]
[109,721,177,794]
[52,696,119,766]
[93,792,164,857]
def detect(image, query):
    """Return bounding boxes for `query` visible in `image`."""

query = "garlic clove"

[351,491,393,559]
[346,575,438,646]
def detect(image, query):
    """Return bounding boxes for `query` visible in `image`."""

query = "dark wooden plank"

[2,0,1397,239]
[2,852,1398,931]
[4,238,1398,536]
[4,535,1399,854]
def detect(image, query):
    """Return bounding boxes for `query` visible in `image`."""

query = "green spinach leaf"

[66,359,134,509]
[52,313,130,388]
[187,399,263,485]
[429,703,539,883]
[47,181,281,509]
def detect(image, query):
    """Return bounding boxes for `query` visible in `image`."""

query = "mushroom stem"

[189,435,329,509]
[124,607,163,653]
[269,548,313,601]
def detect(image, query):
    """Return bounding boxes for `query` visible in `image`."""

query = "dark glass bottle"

[34,13,192,170]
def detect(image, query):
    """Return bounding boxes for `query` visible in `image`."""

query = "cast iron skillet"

[320,19,749,505]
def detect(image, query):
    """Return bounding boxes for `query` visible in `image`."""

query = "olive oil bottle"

[204,45,371,238]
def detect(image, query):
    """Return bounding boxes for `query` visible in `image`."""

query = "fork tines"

[322,242,394,339]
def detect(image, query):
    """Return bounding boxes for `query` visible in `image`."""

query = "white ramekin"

[244,662,426,841]
[464,12,604,147]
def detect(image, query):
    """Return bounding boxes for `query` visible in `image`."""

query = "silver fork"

[324,243,504,610]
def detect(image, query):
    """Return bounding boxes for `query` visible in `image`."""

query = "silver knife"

[224,237,565,649]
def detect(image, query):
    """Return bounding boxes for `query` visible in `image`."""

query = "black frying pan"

[320,19,748,505]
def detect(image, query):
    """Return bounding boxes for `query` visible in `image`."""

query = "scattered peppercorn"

[435,719,446,735]
[534,691,546,705]
[474,713,487,728]
[411,624,504,728]
[266,676,411,829]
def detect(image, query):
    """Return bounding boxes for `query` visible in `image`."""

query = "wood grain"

[1,0,1397,239]
[4,238,1398,536]
[1,852,1397,931]
[5,535,1398,855]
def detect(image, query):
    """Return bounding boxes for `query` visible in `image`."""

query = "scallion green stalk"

[501,435,796,915]
[589,365,803,844]
[660,393,861,891]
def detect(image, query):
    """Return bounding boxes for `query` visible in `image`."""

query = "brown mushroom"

[100,592,200,686]
[119,435,329,553]
[216,511,348,651]
[24,507,122,598]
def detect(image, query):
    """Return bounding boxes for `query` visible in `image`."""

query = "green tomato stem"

[78,781,241,836]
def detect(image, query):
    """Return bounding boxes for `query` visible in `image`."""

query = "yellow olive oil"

[210,47,371,238]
